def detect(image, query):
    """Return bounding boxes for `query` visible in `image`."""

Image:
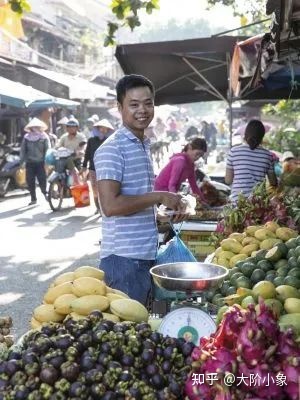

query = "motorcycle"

[47,148,81,211]
[0,145,27,197]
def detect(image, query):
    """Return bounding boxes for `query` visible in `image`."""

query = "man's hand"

[160,192,186,213]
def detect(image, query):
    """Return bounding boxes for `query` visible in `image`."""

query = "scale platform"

[150,262,228,345]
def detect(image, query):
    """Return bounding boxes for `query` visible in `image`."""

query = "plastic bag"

[45,149,57,166]
[154,226,197,300]
[156,235,197,265]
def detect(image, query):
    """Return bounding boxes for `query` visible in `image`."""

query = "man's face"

[67,126,77,136]
[118,87,154,136]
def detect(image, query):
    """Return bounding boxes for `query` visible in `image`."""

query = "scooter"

[0,145,27,197]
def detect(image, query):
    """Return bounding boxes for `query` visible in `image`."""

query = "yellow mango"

[111,288,130,298]
[229,233,246,243]
[260,238,282,250]
[245,225,263,237]
[218,250,235,261]
[74,266,105,280]
[54,294,77,315]
[54,272,74,286]
[102,312,120,323]
[106,293,126,302]
[44,282,73,304]
[71,295,109,315]
[264,221,280,233]
[217,257,230,268]
[34,304,65,323]
[215,247,223,257]
[254,228,276,241]
[275,227,298,242]
[72,277,106,297]
[229,253,248,268]
[30,317,42,330]
[242,236,260,247]
[284,298,300,314]
[241,243,259,256]
[110,299,149,322]
[220,239,243,254]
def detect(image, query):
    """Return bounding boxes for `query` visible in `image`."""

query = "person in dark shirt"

[81,119,114,213]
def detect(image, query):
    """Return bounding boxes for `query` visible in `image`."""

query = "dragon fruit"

[283,363,300,400]
[185,301,300,400]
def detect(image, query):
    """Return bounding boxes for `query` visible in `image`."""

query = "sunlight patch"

[0,292,23,305]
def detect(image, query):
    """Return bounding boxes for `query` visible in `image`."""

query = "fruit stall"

[0,183,300,399]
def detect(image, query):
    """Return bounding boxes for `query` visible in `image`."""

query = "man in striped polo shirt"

[94,74,186,305]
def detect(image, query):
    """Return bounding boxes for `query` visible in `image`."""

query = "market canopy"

[0,76,80,109]
[115,35,248,105]
[0,76,55,109]
[27,67,112,100]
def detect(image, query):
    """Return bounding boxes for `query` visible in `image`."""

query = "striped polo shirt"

[226,144,274,202]
[94,126,158,260]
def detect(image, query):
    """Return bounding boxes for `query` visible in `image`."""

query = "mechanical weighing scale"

[149,262,228,345]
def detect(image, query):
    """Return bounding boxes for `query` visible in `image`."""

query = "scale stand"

[157,292,217,346]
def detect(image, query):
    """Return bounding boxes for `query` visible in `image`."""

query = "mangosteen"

[80,356,95,371]
[128,387,142,400]
[77,333,93,349]
[163,346,174,360]
[55,335,73,350]
[141,349,155,364]
[4,359,20,376]
[24,362,40,376]
[14,385,30,399]
[0,378,8,390]
[97,353,112,366]
[101,391,117,400]
[169,381,181,396]
[85,368,103,384]
[120,354,134,367]
[41,324,57,336]
[65,346,80,361]
[161,360,172,373]
[119,371,133,382]
[10,371,27,386]
[69,381,87,397]
[150,374,165,390]
[155,347,163,356]
[163,337,177,347]
[49,355,65,369]
[22,351,39,365]
[149,332,162,344]
[113,323,127,333]
[8,350,22,361]
[54,378,70,393]
[181,341,195,356]
[90,382,106,398]
[49,393,67,400]
[145,363,159,377]
[95,363,105,373]
[88,310,103,323]
[100,342,112,354]
[99,320,114,331]
[60,361,80,382]
[40,365,59,385]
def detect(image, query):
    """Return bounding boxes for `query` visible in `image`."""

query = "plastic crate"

[180,231,215,261]
[180,230,212,243]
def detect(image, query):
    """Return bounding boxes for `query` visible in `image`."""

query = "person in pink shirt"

[154,138,207,200]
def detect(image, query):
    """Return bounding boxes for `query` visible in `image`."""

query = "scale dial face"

[158,307,216,345]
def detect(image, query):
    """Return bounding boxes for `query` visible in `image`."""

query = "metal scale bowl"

[150,262,228,345]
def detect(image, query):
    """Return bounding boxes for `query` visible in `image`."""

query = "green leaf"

[104,35,116,47]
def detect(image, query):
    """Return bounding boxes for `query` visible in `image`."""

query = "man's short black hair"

[116,74,155,104]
